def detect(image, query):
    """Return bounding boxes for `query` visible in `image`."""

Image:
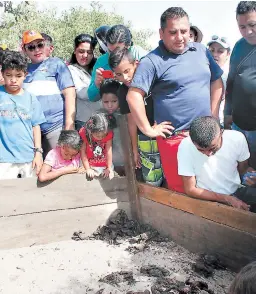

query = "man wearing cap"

[225,1,256,170]
[126,7,223,193]
[22,30,75,156]
[207,35,231,126]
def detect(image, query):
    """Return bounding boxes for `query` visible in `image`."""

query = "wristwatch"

[34,147,43,154]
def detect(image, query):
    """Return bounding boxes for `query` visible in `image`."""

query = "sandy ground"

[0,239,235,294]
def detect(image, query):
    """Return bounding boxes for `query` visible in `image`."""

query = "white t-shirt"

[68,65,101,122]
[177,130,250,195]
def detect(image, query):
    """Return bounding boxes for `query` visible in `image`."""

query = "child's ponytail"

[84,113,117,144]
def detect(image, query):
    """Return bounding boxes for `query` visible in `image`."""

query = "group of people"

[0,1,256,214]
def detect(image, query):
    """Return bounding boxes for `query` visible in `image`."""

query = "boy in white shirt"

[178,116,256,212]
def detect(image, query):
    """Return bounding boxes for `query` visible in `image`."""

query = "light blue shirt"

[0,87,46,163]
[24,57,74,134]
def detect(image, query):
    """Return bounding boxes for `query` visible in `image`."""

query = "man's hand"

[225,195,250,211]
[244,171,256,186]
[32,153,43,175]
[224,115,233,130]
[95,68,104,88]
[86,168,95,179]
[151,121,174,138]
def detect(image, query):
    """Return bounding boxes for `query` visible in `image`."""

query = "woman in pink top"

[38,130,83,182]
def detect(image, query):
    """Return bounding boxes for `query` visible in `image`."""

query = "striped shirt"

[24,57,74,134]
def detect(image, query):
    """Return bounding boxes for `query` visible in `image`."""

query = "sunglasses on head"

[26,42,45,52]
[211,35,227,43]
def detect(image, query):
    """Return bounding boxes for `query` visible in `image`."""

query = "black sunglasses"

[211,35,227,44]
[26,42,45,52]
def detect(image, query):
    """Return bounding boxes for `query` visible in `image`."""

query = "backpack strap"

[235,46,256,76]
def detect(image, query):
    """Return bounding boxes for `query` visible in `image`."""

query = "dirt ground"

[0,237,235,294]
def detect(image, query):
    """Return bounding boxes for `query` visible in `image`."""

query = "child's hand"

[86,168,95,178]
[32,153,43,175]
[102,168,114,179]
[61,166,79,174]
[77,167,86,174]
[133,151,141,169]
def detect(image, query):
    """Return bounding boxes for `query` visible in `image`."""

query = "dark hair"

[58,130,82,151]
[100,79,120,98]
[0,49,7,65]
[1,51,28,73]
[94,25,111,54]
[106,25,133,47]
[190,27,198,39]
[85,113,117,144]
[161,7,189,29]
[229,261,256,294]
[236,1,256,15]
[189,116,220,148]
[41,33,53,44]
[109,47,135,70]
[70,33,97,72]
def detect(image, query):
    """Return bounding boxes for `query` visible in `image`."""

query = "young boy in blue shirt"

[0,51,46,179]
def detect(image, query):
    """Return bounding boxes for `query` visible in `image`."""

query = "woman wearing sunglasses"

[22,30,76,157]
[68,34,101,131]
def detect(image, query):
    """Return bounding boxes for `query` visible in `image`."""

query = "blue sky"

[39,0,241,48]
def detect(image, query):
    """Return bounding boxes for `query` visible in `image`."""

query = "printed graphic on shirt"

[90,140,107,165]
[0,109,31,120]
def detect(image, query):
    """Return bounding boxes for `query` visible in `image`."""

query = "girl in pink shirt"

[38,130,83,182]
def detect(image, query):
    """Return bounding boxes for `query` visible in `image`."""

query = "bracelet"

[34,147,43,154]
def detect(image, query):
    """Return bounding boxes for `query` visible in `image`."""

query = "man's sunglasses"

[26,42,45,52]
[211,35,227,44]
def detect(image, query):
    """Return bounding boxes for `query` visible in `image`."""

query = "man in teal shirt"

[88,25,147,102]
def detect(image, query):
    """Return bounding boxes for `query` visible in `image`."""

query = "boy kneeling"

[0,51,45,179]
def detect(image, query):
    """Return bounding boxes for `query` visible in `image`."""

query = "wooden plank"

[138,183,256,235]
[0,202,132,250]
[140,197,256,271]
[0,175,129,217]
[119,115,141,220]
